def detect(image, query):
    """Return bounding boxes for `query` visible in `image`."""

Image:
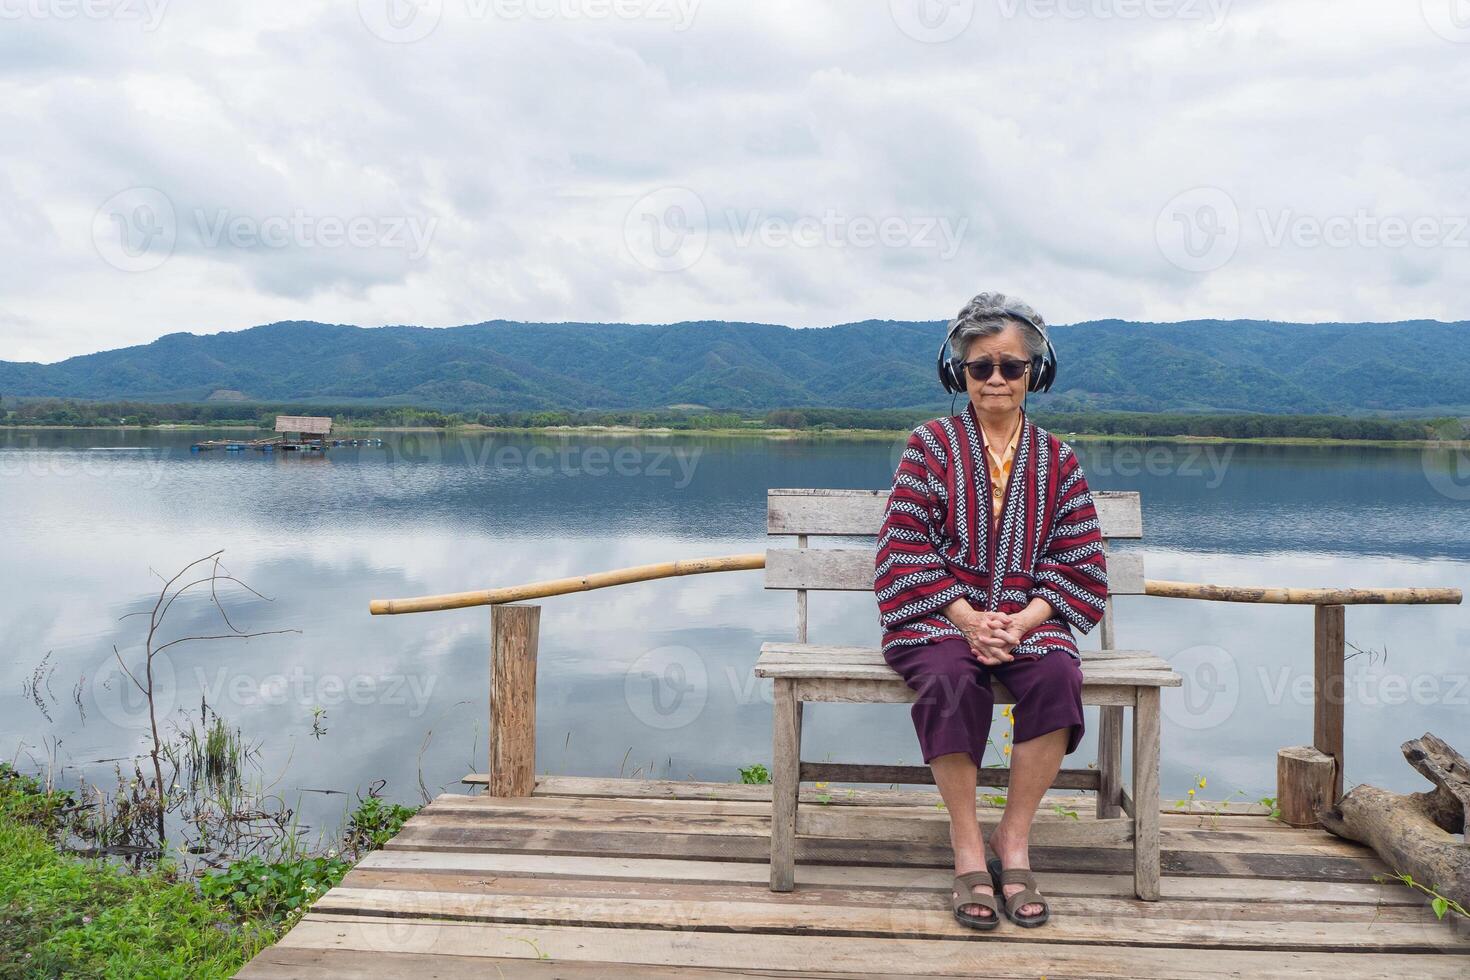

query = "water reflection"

[1,428,1466,840]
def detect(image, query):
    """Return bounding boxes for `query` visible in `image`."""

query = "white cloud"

[0,0,1465,363]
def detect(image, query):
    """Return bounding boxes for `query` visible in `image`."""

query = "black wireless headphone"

[935,305,1059,395]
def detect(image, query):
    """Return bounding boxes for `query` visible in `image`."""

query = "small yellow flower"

[1187,788,1195,797]
[814,781,829,790]
[1198,776,1207,789]
[1003,745,1012,757]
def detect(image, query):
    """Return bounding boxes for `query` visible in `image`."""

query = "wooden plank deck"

[238,775,1470,978]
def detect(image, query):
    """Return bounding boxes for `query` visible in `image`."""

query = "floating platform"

[190,439,327,453]
[235,774,1470,978]
[191,437,382,453]
[191,438,275,452]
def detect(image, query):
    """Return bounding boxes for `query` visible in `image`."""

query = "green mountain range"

[1,318,1464,415]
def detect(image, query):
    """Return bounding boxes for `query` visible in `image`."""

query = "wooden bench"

[753,487,1181,900]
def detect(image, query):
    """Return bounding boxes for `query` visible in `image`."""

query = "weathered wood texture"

[1320,733,1470,909]
[238,775,1470,978]
[1314,604,1347,801]
[488,603,539,797]
[1278,745,1338,828]
[754,644,1180,687]
[371,552,767,615]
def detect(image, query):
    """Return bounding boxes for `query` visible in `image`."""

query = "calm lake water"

[2,427,1467,844]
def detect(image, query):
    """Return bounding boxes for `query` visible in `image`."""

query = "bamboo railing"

[371,558,1458,615]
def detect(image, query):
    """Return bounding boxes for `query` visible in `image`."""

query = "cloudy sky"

[2,0,1467,363]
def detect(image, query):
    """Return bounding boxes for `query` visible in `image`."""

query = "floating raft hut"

[272,415,333,452]
[192,415,374,453]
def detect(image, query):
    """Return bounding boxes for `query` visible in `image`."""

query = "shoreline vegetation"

[3,399,1467,447]
[2,558,430,977]
[0,763,419,979]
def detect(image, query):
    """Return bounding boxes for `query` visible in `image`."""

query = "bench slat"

[758,663,1180,688]
[755,643,1181,688]
[766,547,1144,595]
[789,677,1151,706]
[768,488,1143,539]
[759,642,1165,663]
[760,653,1170,675]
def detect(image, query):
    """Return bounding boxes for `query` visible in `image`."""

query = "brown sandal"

[952,869,1001,930]
[987,857,1050,927]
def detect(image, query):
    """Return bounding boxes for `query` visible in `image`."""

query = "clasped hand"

[955,608,1021,666]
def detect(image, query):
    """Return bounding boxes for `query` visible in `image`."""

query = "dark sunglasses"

[958,357,1031,382]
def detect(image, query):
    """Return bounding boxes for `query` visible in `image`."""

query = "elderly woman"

[874,292,1107,930]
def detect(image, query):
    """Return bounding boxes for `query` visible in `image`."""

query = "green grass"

[0,816,275,978]
[0,765,76,838]
[0,765,423,978]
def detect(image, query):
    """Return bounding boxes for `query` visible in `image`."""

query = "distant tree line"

[0,397,1452,441]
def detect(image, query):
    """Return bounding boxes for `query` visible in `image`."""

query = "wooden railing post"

[1313,603,1346,802]
[1277,603,1347,826]
[489,603,540,797]
[1096,540,1124,820]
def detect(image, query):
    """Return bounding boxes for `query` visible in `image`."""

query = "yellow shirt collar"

[984,413,1023,472]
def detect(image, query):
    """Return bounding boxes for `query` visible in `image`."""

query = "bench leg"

[770,679,801,892]
[1132,687,1161,901]
[1096,705,1123,819]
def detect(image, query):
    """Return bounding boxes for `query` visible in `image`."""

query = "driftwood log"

[1318,733,1469,908]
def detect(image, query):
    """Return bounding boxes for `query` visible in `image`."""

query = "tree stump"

[1277,745,1336,828]
[1318,733,1469,909]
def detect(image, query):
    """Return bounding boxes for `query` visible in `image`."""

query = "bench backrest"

[765,488,1141,649]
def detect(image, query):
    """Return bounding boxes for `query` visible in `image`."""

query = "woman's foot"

[987,823,1044,918]
[949,824,997,923]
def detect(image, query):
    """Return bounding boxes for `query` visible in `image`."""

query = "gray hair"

[948,291,1049,362]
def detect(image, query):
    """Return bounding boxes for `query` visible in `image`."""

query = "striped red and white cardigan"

[874,401,1108,660]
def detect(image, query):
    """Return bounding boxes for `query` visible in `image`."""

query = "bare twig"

[113,550,298,849]
[151,628,299,658]
[417,730,434,806]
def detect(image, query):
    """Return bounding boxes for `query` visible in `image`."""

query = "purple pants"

[882,636,1085,770]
